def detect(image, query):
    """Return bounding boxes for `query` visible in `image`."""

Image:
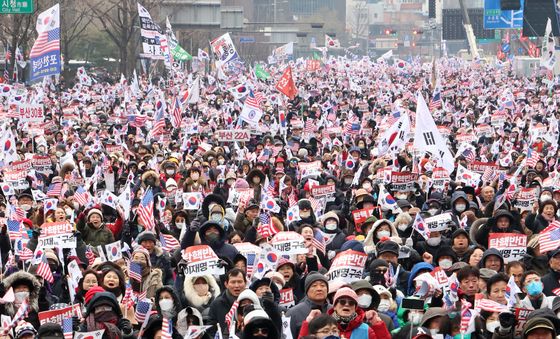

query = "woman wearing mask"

[0,271,45,329]
[184,167,207,193]
[130,247,163,299]
[475,210,522,246]
[183,275,221,313]
[414,230,449,258]
[298,287,391,339]
[372,285,400,330]
[79,286,134,339]
[154,286,183,324]
[170,210,189,241]
[364,220,402,253]
[321,212,347,253]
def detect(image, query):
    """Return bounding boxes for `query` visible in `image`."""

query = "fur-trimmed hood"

[141,170,161,186]
[363,219,402,253]
[4,271,41,314]
[183,275,221,310]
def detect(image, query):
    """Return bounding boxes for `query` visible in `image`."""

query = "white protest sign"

[326,250,368,283]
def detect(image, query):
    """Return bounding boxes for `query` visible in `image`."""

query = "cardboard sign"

[39,304,82,325]
[424,213,453,232]
[326,250,368,283]
[279,288,295,308]
[4,169,27,182]
[32,155,53,174]
[391,171,418,192]
[311,184,336,197]
[216,129,251,142]
[270,231,307,255]
[181,245,225,277]
[431,167,450,190]
[488,233,527,263]
[8,159,32,172]
[352,207,375,233]
[17,104,45,122]
[37,222,76,249]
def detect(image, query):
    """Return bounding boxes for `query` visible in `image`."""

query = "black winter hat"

[304,272,329,294]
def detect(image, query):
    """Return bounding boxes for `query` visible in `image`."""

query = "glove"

[32,227,42,238]
[261,291,274,304]
[498,312,515,331]
[117,318,133,336]
[189,219,201,232]
[72,316,81,331]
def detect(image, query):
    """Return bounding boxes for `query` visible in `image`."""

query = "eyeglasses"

[337,299,357,307]
[252,328,269,336]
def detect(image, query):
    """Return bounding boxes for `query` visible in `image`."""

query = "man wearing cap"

[522,317,555,339]
[233,199,259,235]
[286,272,329,338]
[376,240,410,294]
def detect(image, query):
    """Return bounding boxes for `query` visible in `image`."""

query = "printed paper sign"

[181,245,225,277]
[39,304,82,325]
[390,171,418,192]
[270,231,307,255]
[326,250,368,283]
[298,161,322,178]
[216,129,251,142]
[38,222,76,249]
[311,184,336,197]
[424,213,453,232]
[488,233,527,263]
[279,288,295,308]
[514,308,532,337]
[352,207,375,233]
[17,104,45,122]
[513,187,537,211]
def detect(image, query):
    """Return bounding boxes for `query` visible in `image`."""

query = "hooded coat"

[183,275,221,312]
[478,248,505,272]
[407,262,434,296]
[363,219,402,253]
[154,286,183,323]
[0,271,43,330]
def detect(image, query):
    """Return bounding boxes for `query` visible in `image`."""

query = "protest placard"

[181,245,225,277]
[270,232,307,255]
[424,213,453,232]
[488,233,527,263]
[326,250,368,283]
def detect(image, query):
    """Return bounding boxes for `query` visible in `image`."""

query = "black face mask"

[145,178,156,187]
[370,272,386,286]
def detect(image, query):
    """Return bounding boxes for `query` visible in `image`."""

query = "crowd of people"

[0,54,559,339]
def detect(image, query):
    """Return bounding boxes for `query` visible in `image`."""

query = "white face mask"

[377,230,391,240]
[377,299,391,312]
[455,203,466,212]
[357,294,372,308]
[325,222,337,231]
[397,223,409,231]
[176,222,186,229]
[191,173,200,181]
[166,169,175,176]
[439,259,453,269]
[300,211,311,219]
[211,213,223,222]
[73,202,80,210]
[430,329,439,336]
[396,194,407,200]
[15,291,29,302]
[159,299,174,311]
[541,195,552,202]
[428,208,438,216]
[362,182,372,190]
[486,320,500,333]
[20,204,32,211]
[427,237,441,246]
[218,159,225,165]
[409,312,423,325]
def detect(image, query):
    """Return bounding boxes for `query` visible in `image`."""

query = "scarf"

[86,312,121,339]
[332,311,358,329]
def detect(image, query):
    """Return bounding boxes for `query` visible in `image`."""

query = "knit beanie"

[304,272,328,294]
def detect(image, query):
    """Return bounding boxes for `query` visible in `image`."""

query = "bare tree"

[0,10,36,82]
[60,0,94,74]
[89,0,163,77]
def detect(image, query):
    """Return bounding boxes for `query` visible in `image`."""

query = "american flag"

[462,148,476,163]
[245,90,265,107]
[505,183,517,201]
[34,250,54,284]
[62,317,73,339]
[288,190,298,207]
[474,297,508,313]
[265,177,275,198]
[312,228,326,254]
[159,233,180,252]
[1,298,29,335]
[134,300,152,324]
[246,253,256,278]
[7,220,22,241]
[304,118,315,135]
[85,246,96,266]
[30,27,60,58]
[162,318,173,339]
[121,282,135,308]
[526,148,540,168]
[481,167,495,184]
[384,263,396,288]
[137,188,155,231]
[225,300,239,328]
[170,96,182,129]
[150,99,167,137]
[129,261,143,282]
[17,243,34,261]
[538,222,560,253]
[128,114,148,128]
[387,109,401,126]
[460,299,473,334]
[429,88,442,111]
[74,186,91,206]
[47,182,62,197]
[257,213,279,238]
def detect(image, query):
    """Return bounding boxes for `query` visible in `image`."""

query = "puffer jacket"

[183,275,221,313]
[0,271,46,330]
[76,216,115,247]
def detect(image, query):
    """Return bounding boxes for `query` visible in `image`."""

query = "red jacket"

[298,307,391,339]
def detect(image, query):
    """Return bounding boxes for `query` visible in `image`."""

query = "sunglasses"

[337,299,357,307]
